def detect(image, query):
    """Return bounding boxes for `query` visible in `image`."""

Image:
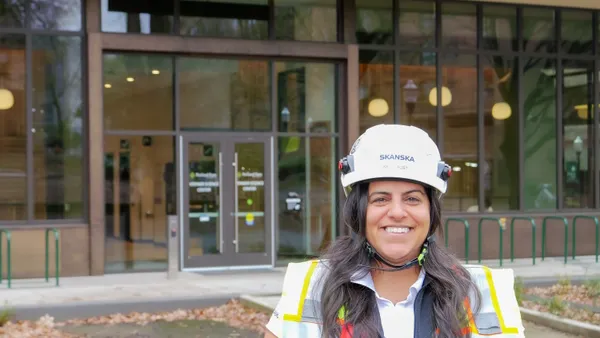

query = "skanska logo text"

[379,154,415,162]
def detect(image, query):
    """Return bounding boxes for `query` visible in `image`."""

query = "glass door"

[182,135,272,269]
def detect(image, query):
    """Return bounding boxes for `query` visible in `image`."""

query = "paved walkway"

[1,256,599,309]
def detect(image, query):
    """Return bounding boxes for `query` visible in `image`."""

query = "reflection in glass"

[104,135,173,273]
[103,54,173,131]
[0,35,26,220]
[101,0,174,34]
[275,0,337,42]
[523,58,557,210]
[399,52,436,140]
[179,58,270,131]
[276,61,336,133]
[278,137,336,262]
[235,142,266,253]
[32,36,83,219]
[441,3,476,50]
[562,60,593,208]
[0,1,25,28]
[482,5,516,51]
[442,55,478,212]
[359,50,393,135]
[356,0,392,44]
[523,8,555,53]
[482,56,518,211]
[30,0,82,31]
[180,0,268,39]
[561,10,593,55]
[398,1,435,48]
[188,142,221,256]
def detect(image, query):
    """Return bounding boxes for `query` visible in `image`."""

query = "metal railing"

[443,214,599,267]
[541,216,569,264]
[444,218,470,263]
[0,228,60,289]
[509,217,537,265]
[478,217,506,267]
[45,228,60,286]
[0,229,11,288]
[571,215,599,263]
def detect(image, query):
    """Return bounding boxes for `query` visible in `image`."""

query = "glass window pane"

[524,58,557,210]
[0,1,26,28]
[523,8,555,53]
[442,54,477,212]
[103,53,174,131]
[399,51,436,141]
[441,3,476,50]
[32,36,83,220]
[359,50,393,135]
[187,141,222,256]
[277,136,337,262]
[276,61,337,133]
[482,55,518,211]
[104,135,173,273]
[235,142,266,253]
[356,0,392,44]
[180,0,268,39]
[179,58,270,131]
[0,35,26,221]
[30,0,82,31]
[482,5,517,51]
[398,0,435,48]
[561,10,593,55]
[275,0,337,42]
[562,60,593,208]
[101,0,174,34]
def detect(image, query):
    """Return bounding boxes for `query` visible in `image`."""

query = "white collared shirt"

[350,268,426,338]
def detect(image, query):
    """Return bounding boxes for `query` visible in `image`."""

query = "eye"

[406,196,421,204]
[370,196,388,204]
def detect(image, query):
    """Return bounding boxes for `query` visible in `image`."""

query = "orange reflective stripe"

[463,297,479,335]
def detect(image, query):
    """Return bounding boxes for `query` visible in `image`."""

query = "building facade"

[1,0,600,277]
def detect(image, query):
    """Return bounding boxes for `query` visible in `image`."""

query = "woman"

[264,124,524,338]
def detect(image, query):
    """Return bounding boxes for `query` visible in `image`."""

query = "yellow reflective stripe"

[481,266,519,334]
[283,260,319,322]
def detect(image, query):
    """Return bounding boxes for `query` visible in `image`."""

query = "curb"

[239,295,277,314]
[520,307,600,337]
[9,295,238,322]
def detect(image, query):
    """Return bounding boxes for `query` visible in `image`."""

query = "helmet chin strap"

[364,236,434,272]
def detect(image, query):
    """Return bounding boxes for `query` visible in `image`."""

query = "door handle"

[233,152,239,253]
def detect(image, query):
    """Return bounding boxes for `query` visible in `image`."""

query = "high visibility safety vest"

[266,260,525,338]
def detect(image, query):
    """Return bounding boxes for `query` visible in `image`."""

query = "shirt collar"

[350,268,426,302]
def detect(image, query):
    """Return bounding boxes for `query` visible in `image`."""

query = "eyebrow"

[369,189,426,198]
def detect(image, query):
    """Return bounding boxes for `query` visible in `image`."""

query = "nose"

[387,200,408,219]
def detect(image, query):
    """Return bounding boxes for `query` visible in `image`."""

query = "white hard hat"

[339,124,452,196]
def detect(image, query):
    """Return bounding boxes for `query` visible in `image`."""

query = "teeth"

[385,227,410,234]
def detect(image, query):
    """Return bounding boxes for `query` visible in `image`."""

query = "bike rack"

[45,228,60,286]
[0,229,11,288]
[509,217,537,265]
[541,216,569,264]
[478,217,506,266]
[444,218,470,263]
[571,215,599,263]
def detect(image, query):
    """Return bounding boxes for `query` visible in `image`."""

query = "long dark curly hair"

[316,181,481,337]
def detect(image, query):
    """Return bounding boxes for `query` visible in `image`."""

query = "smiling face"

[365,180,431,265]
